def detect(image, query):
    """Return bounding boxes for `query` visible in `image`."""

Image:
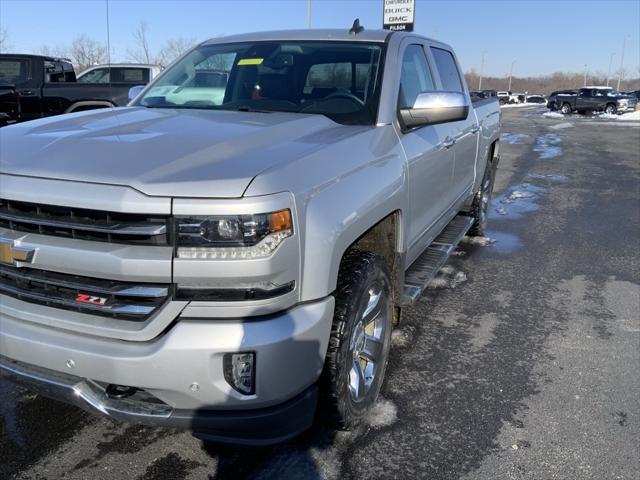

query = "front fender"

[298,152,406,300]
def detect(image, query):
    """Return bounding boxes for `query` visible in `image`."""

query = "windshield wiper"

[233,106,273,113]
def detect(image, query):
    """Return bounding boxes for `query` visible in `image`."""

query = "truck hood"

[0,107,360,198]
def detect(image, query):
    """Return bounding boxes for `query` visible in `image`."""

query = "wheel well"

[345,211,402,323]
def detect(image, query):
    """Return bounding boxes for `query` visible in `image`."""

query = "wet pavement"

[2,106,639,479]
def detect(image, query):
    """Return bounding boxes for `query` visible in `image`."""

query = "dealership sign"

[383,0,415,32]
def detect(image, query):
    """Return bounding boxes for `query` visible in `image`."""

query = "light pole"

[307,0,312,29]
[583,64,588,86]
[507,60,516,92]
[478,50,486,90]
[617,34,627,91]
[606,53,615,87]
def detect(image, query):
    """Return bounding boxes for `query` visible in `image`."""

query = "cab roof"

[201,28,428,45]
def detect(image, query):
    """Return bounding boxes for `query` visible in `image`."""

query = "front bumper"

[0,296,334,443]
[0,355,318,445]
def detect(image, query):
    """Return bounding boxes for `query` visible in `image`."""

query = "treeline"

[34,22,194,73]
[464,69,640,95]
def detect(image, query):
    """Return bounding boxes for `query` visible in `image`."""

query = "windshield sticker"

[238,58,264,66]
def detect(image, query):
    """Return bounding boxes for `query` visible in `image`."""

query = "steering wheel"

[325,90,365,107]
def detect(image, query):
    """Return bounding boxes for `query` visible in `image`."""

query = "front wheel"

[321,250,393,429]
[560,103,572,115]
[605,104,617,114]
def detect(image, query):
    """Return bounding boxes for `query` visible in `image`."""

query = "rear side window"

[430,47,463,92]
[111,68,150,83]
[399,44,435,109]
[0,59,30,85]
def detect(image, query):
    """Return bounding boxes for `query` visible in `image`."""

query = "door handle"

[443,137,456,149]
[19,90,34,96]
[470,124,480,134]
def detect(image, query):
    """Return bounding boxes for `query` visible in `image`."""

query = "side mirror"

[399,91,469,129]
[128,85,145,102]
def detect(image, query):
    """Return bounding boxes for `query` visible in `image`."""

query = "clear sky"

[1,0,639,77]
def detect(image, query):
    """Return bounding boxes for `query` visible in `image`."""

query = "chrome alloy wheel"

[347,282,390,403]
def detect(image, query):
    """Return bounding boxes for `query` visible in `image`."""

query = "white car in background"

[497,91,510,105]
[77,64,161,85]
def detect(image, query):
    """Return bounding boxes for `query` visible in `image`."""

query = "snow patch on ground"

[364,397,398,428]
[599,110,640,121]
[543,112,564,118]
[501,103,536,108]
[461,236,496,247]
[491,183,543,218]
[549,122,574,130]
[500,132,528,144]
[533,133,562,159]
[391,327,413,348]
[528,173,568,182]
[429,265,468,290]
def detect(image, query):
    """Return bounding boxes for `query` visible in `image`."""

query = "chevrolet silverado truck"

[0,27,500,445]
[0,54,149,126]
[557,86,638,115]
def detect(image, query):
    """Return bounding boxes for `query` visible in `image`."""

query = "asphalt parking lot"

[1,106,639,480]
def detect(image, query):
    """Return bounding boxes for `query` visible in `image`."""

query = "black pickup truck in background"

[556,87,637,115]
[0,54,149,126]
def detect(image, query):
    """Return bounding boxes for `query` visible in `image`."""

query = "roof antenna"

[349,18,365,35]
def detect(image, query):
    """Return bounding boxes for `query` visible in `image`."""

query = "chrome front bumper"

[0,354,319,445]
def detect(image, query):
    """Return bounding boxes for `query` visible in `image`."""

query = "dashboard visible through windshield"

[136,41,385,125]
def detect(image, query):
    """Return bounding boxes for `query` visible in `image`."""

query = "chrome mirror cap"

[400,91,469,130]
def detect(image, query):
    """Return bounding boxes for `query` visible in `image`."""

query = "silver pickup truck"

[0,27,500,445]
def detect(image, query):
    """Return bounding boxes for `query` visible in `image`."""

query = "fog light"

[223,352,255,395]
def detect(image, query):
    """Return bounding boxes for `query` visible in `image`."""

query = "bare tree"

[69,35,106,72]
[157,37,195,67]
[128,21,154,64]
[37,44,69,59]
[0,28,10,53]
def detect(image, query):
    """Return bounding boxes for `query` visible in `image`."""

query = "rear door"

[0,56,42,122]
[429,46,478,198]
[396,42,456,256]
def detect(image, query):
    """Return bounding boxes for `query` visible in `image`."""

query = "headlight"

[176,209,293,259]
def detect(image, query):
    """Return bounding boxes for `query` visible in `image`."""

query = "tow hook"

[105,384,138,399]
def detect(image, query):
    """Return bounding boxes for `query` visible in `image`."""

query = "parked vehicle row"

[0,55,159,126]
[548,86,637,115]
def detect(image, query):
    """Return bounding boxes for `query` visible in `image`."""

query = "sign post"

[383,0,415,32]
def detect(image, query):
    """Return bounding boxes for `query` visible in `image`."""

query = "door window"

[430,47,463,92]
[399,44,435,109]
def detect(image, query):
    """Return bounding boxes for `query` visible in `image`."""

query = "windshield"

[136,41,385,125]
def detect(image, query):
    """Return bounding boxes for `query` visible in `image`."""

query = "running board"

[401,215,474,305]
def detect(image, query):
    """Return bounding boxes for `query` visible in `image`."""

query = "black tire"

[468,159,496,237]
[560,103,572,115]
[605,104,617,114]
[321,250,393,429]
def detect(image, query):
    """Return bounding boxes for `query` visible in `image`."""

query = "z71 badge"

[75,294,108,306]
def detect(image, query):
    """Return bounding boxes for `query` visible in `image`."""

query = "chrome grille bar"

[0,198,169,245]
[0,211,166,236]
[0,265,169,320]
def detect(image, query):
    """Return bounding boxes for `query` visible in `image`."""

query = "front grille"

[0,264,169,320]
[0,198,169,245]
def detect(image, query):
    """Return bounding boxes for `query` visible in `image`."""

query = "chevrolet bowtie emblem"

[0,237,36,266]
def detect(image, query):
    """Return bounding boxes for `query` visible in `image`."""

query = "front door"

[397,43,456,259]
